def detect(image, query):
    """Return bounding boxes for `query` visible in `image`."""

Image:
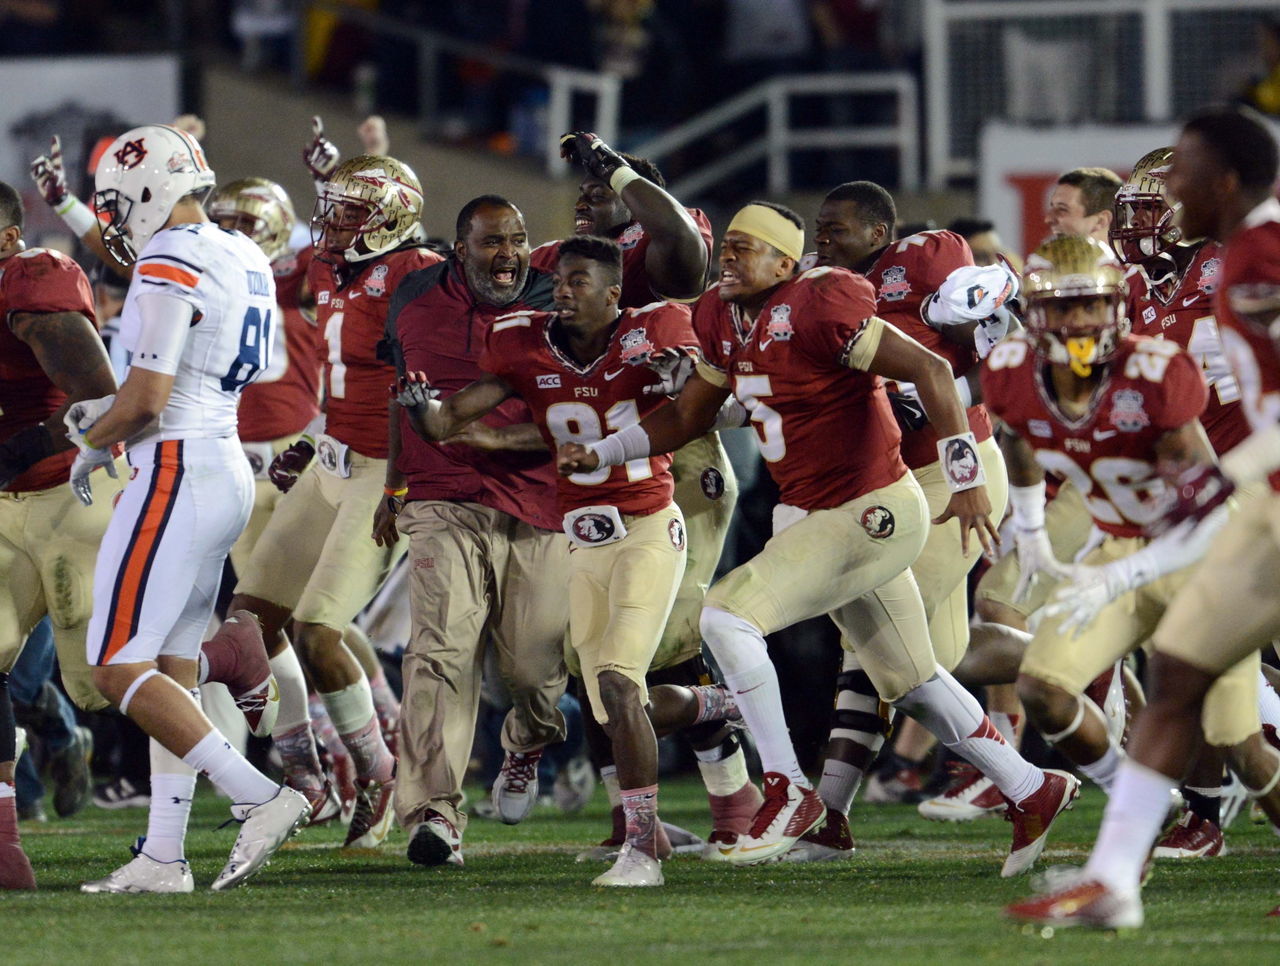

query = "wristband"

[609,166,642,195]
[954,375,973,409]
[587,422,651,467]
[384,485,408,497]
[55,195,97,239]
[1008,481,1047,531]
[936,430,987,493]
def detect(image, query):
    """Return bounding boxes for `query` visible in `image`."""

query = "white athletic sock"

[601,765,622,808]
[144,777,196,862]
[183,729,278,806]
[1078,742,1125,793]
[895,669,1041,803]
[319,677,376,736]
[696,747,750,797]
[989,711,1021,746]
[817,759,862,815]
[701,607,809,788]
[270,646,311,735]
[1085,760,1178,892]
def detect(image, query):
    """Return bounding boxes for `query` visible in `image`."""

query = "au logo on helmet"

[114,139,147,170]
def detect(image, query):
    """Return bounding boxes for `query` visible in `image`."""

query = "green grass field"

[8,777,1280,965]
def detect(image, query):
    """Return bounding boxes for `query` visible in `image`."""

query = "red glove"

[268,439,315,493]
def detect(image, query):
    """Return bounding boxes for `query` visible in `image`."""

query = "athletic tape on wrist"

[1009,481,1047,530]
[608,166,642,194]
[936,430,986,492]
[588,422,650,467]
[56,196,97,239]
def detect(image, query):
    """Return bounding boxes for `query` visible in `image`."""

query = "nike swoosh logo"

[1182,296,1200,307]
[1093,429,1117,440]
[758,339,772,350]
[604,369,624,380]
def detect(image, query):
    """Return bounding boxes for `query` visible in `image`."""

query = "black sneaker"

[50,726,94,818]
[93,776,150,810]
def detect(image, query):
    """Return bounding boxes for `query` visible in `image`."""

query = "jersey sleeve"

[529,240,560,274]
[635,301,698,356]
[134,228,210,317]
[1154,347,1210,430]
[691,289,730,387]
[1,249,95,324]
[792,268,881,370]
[479,310,541,381]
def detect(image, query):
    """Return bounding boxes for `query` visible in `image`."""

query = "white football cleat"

[82,844,194,894]
[211,786,310,891]
[592,843,663,887]
[721,773,826,866]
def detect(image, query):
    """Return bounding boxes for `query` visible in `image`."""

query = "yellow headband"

[727,204,804,262]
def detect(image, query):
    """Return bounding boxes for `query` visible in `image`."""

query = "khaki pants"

[0,463,124,711]
[1022,533,1259,748]
[229,433,303,575]
[394,500,570,833]
[706,472,935,702]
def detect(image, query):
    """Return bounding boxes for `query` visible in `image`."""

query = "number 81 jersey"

[981,333,1208,538]
[119,222,277,445]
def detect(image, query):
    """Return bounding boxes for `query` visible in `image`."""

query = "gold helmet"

[311,155,423,263]
[207,177,296,263]
[1023,235,1129,377]
[1109,147,1184,275]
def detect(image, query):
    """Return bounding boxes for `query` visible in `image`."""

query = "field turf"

[8,777,1280,965]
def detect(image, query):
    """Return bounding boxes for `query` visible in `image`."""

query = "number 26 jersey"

[119,222,277,446]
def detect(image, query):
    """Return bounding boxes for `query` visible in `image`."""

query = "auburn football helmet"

[207,178,296,263]
[1109,147,1185,280]
[93,124,215,266]
[1024,236,1129,378]
[311,155,423,262]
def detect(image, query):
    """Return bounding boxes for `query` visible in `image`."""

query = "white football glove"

[303,116,341,186]
[394,375,439,410]
[924,263,1020,326]
[30,135,68,208]
[1010,526,1072,604]
[1040,563,1129,638]
[69,447,118,506]
[63,394,116,452]
[642,347,696,396]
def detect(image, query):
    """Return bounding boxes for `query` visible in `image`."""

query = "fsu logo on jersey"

[878,265,911,302]
[1198,257,1221,295]
[668,518,686,551]
[619,327,654,365]
[571,512,616,545]
[619,223,645,251]
[1110,388,1150,432]
[764,303,794,343]
[365,264,390,297]
[114,139,147,170]
[860,505,895,539]
[700,467,725,501]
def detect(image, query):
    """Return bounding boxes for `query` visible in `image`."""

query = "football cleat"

[918,763,1007,822]
[50,725,95,819]
[407,810,463,867]
[552,754,597,814]
[1004,875,1143,929]
[1220,769,1249,829]
[291,778,341,828]
[343,776,396,849]
[1153,810,1225,859]
[703,781,764,859]
[205,610,279,738]
[92,776,150,810]
[82,840,193,894]
[1001,769,1081,878]
[211,787,310,891]
[720,773,826,866]
[491,749,542,825]
[592,843,663,887]
[1084,663,1128,748]
[784,809,856,863]
[863,764,926,804]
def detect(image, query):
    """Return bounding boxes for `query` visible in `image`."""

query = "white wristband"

[710,398,749,432]
[588,422,650,467]
[936,431,987,492]
[1009,481,1047,530]
[55,195,97,239]
[954,375,973,409]
[300,413,327,447]
[609,166,642,194]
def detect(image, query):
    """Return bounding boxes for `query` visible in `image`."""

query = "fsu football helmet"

[93,124,216,266]
[207,178,296,263]
[1023,236,1129,378]
[1109,147,1184,280]
[311,155,423,263]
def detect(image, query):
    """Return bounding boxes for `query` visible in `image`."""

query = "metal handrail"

[295,0,621,176]
[631,72,920,198]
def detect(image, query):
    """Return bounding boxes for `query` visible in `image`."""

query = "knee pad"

[698,607,767,677]
[832,668,893,743]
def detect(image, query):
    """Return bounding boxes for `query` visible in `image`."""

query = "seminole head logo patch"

[571,512,616,545]
[860,505,895,539]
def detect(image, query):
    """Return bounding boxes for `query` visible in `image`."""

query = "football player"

[398,235,739,886]
[227,153,441,850]
[70,124,310,893]
[1006,107,1280,929]
[790,182,1014,855]
[561,202,1078,873]
[0,180,118,890]
[536,133,755,856]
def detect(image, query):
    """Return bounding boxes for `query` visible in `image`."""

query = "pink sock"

[340,717,395,784]
[620,784,659,859]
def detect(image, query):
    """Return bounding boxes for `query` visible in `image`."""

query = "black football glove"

[559,131,630,183]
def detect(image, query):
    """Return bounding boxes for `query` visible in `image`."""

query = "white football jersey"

[118,222,276,445]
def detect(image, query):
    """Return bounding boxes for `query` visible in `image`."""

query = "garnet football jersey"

[531,208,714,309]
[694,265,906,511]
[981,334,1208,537]
[0,247,96,492]
[1124,241,1249,456]
[308,245,443,457]
[1213,199,1280,493]
[864,230,993,468]
[480,301,698,516]
[239,246,322,442]
[386,259,561,531]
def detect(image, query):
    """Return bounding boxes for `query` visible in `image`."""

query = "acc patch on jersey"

[572,512,617,545]
[1110,388,1150,432]
[668,517,686,551]
[879,265,911,302]
[860,505,895,539]
[700,467,725,501]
